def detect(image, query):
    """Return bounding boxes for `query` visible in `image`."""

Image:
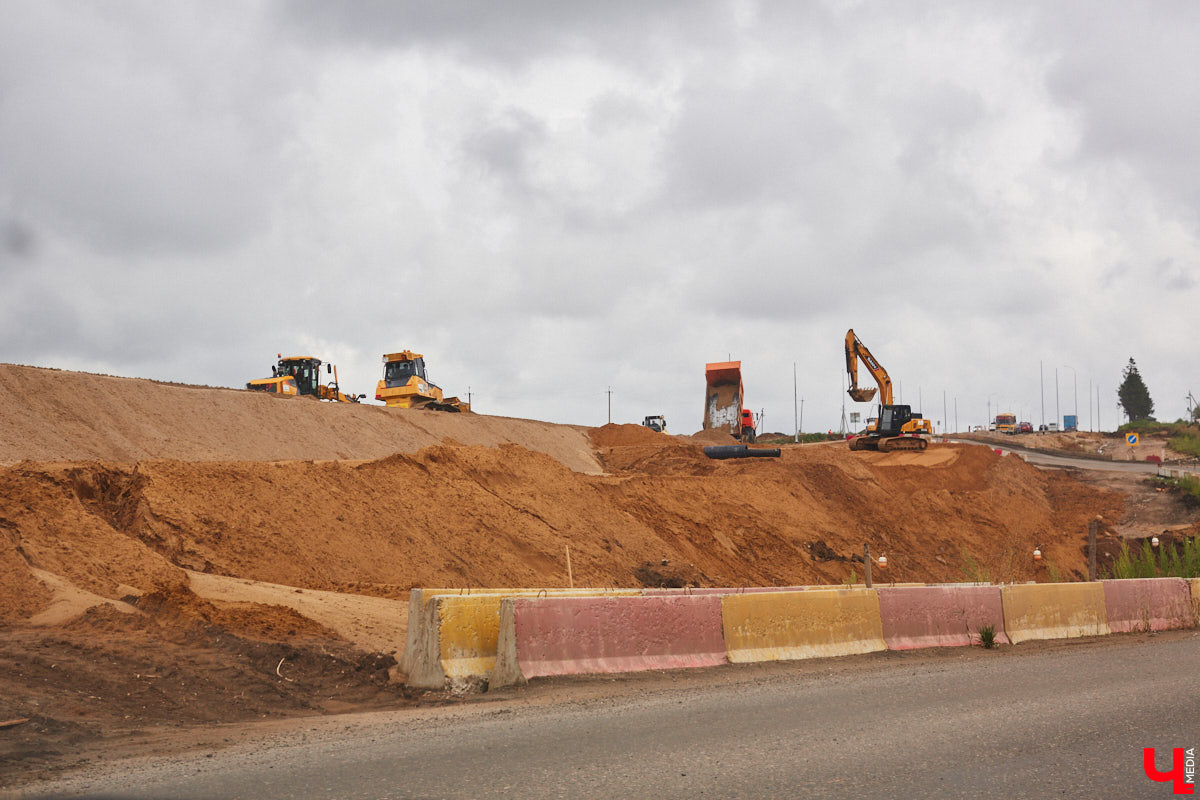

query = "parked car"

[1018,421,1033,433]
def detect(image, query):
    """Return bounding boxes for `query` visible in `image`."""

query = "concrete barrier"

[722,589,885,663]
[1102,578,1194,633]
[641,586,812,597]
[877,585,1009,649]
[490,595,726,688]
[403,588,640,689]
[1001,583,1110,644]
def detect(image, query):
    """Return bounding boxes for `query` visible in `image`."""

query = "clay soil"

[1,363,1188,786]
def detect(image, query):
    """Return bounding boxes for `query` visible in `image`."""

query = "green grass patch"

[975,624,997,649]
[1104,537,1200,580]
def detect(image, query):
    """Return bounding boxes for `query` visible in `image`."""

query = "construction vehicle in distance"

[703,361,757,443]
[994,413,1017,434]
[247,355,364,402]
[843,329,933,451]
[642,415,667,433]
[376,351,469,412]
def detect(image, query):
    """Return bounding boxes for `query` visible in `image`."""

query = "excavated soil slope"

[0,367,1131,783]
[0,363,601,473]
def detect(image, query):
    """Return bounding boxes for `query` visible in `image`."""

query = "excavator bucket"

[848,387,878,403]
[704,361,743,435]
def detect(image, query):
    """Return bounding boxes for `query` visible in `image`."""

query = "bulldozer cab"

[383,356,428,388]
[274,357,323,397]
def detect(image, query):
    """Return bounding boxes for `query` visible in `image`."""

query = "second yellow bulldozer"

[247,355,364,402]
[375,351,469,412]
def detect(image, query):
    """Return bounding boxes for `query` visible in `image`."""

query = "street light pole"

[1055,368,1060,429]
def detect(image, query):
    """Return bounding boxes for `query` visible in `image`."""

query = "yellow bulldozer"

[375,351,469,412]
[246,355,364,403]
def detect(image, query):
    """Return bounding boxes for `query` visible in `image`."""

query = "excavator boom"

[845,329,892,405]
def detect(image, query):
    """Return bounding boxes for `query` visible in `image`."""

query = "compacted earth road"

[13,630,1199,800]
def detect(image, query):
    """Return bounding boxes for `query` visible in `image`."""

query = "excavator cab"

[878,405,916,436]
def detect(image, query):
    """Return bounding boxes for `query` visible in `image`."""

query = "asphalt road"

[950,437,1164,473]
[19,632,1199,800]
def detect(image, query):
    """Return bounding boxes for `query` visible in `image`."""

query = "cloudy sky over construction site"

[1,1,1196,433]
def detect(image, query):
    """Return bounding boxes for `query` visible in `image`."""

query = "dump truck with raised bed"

[376,351,469,412]
[843,329,932,451]
[703,361,756,443]
[247,355,364,402]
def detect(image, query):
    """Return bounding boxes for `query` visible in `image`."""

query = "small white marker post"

[565,544,574,588]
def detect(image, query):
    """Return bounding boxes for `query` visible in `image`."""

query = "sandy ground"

[185,571,407,658]
[1,364,1196,787]
[0,363,601,473]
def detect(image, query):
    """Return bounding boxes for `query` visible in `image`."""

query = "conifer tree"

[1117,358,1155,422]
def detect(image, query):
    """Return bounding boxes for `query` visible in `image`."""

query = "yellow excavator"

[246,355,364,402]
[375,351,470,412]
[844,329,933,451]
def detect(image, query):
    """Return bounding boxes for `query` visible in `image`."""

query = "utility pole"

[943,390,947,436]
[800,398,805,435]
[793,363,798,443]
[606,386,612,424]
[1040,361,1045,428]
[1088,378,1092,431]
[1055,367,1060,429]
[467,386,472,408]
[954,396,958,434]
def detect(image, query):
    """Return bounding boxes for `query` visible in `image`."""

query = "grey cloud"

[276,0,730,66]
[1,217,37,259]
[461,110,548,196]
[1033,3,1200,224]
[0,2,302,257]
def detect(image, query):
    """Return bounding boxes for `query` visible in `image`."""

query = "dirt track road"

[15,630,1199,800]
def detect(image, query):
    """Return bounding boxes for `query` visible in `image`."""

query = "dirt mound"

[0,363,601,473]
[0,443,1126,629]
[589,423,672,447]
[686,428,739,444]
[0,595,407,782]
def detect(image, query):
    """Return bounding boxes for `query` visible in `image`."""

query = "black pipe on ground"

[702,445,782,460]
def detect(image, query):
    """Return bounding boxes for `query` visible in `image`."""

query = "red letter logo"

[1144,748,1195,795]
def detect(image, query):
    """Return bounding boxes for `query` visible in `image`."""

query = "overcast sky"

[1,1,1197,434]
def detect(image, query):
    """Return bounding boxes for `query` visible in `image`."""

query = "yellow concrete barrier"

[722,589,886,663]
[400,587,636,677]
[405,588,640,690]
[1190,579,1200,627]
[1001,583,1110,644]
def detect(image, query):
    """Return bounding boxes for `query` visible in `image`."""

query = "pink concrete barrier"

[1102,578,1194,633]
[877,585,1009,649]
[490,595,726,687]
[641,586,812,596]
